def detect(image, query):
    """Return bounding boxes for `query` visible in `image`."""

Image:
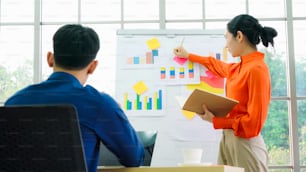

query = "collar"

[48,72,83,87]
[240,51,264,63]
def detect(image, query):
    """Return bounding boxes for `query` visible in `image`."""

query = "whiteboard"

[115,29,232,117]
[115,29,234,166]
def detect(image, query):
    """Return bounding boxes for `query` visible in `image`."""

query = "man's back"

[5,72,145,172]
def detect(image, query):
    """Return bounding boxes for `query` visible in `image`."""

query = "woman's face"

[224,30,241,57]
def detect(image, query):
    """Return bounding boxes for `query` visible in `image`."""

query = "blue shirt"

[5,72,145,172]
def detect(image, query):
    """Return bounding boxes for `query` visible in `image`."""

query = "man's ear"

[47,52,54,67]
[87,60,98,74]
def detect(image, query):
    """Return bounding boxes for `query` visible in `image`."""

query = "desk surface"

[98,165,244,172]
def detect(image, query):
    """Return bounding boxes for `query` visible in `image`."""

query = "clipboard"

[182,89,239,117]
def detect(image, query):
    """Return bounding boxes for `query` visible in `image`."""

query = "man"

[5,24,145,172]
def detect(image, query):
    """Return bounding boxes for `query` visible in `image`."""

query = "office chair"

[98,130,157,166]
[0,104,87,172]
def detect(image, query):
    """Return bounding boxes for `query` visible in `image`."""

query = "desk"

[98,165,244,172]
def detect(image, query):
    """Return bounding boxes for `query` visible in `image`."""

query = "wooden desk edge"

[97,165,244,172]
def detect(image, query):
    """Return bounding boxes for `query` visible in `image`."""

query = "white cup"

[182,148,203,164]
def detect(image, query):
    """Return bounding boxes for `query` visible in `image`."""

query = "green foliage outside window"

[0,60,33,102]
[263,49,306,167]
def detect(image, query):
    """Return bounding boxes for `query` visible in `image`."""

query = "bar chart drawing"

[159,62,195,80]
[155,59,200,85]
[123,89,163,111]
[117,80,165,116]
[126,50,158,65]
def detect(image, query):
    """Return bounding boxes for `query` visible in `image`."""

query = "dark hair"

[53,24,100,70]
[227,14,277,47]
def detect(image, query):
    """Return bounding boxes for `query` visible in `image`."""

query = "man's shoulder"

[4,87,30,105]
[84,85,116,101]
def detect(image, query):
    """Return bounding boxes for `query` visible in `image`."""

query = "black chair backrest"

[0,104,87,172]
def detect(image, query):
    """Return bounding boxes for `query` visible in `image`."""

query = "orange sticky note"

[133,81,148,95]
[146,37,160,50]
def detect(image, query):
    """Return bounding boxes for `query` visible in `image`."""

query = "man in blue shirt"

[5,24,145,172]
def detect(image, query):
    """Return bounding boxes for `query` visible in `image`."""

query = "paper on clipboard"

[182,89,239,117]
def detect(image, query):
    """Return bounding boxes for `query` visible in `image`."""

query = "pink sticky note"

[173,56,188,65]
[206,70,217,79]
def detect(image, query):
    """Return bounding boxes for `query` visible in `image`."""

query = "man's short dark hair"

[53,24,100,70]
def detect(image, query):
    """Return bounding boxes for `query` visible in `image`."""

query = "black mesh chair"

[0,105,87,172]
[98,130,157,166]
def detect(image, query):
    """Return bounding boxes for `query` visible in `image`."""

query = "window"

[166,0,202,20]
[41,0,78,22]
[292,0,306,17]
[294,20,306,168]
[293,21,306,97]
[0,26,34,102]
[205,0,245,19]
[124,0,159,21]
[85,24,121,95]
[249,0,286,18]
[0,0,34,22]
[81,0,121,22]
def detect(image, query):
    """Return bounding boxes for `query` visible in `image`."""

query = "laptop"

[0,104,87,172]
[98,130,157,167]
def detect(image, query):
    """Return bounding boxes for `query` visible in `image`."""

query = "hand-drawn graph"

[116,80,165,116]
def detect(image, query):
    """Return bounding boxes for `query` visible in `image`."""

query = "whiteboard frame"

[117,29,225,37]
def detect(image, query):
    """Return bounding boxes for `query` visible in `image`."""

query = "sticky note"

[182,110,196,120]
[200,76,224,89]
[175,96,195,119]
[133,81,148,95]
[173,56,188,65]
[147,37,160,50]
[186,81,224,94]
[205,70,217,79]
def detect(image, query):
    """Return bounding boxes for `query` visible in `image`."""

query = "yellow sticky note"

[182,110,196,120]
[186,81,224,94]
[146,37,160,50]
[133,81,148,95]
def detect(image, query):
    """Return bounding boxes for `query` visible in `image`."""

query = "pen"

[175,37,185,53]
[180,37,185,47]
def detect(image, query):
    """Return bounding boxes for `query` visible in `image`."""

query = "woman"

[173,14,277,172]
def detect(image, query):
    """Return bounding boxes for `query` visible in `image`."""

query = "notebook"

[182,89,239,117]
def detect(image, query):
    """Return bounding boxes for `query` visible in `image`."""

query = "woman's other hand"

[198,104,215,123]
